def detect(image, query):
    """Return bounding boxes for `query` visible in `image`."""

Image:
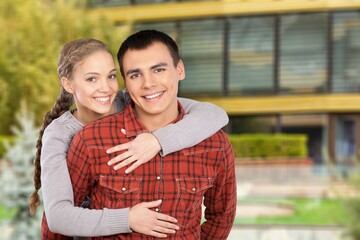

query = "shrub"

[0,135,16,159]
[228,134,308,159]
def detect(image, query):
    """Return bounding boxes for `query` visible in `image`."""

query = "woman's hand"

[129,200,179,238]
[106,129,161,174]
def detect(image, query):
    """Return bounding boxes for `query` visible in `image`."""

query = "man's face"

[122,42,185,121]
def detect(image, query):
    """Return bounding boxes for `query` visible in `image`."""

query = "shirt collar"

[123,100,185,137]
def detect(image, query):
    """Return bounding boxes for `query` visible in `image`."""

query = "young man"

[67,30,237,239]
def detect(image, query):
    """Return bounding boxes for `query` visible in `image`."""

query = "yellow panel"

[89,0,360,23]
[195,94,360,115]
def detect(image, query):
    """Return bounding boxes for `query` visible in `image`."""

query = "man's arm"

[153,97,229,156]
[201,134,237,239]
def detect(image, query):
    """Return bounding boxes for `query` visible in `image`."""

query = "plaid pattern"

[67,102,237,240]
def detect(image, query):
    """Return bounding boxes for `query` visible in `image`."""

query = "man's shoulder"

[207,130,231,145]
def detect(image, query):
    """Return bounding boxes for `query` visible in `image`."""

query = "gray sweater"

[41,95,228,237]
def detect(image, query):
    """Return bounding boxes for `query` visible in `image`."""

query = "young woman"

[29,38,229,239]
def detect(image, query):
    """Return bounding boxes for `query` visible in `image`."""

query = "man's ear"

[61,77,74,94]
[177,59,185,81]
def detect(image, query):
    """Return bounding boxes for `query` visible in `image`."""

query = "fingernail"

[107,161,111,166]
[106,150,110,154]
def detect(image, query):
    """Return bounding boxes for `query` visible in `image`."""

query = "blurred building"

[88,0,360,165]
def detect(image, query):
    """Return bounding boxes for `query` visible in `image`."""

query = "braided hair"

[29,38,111,215]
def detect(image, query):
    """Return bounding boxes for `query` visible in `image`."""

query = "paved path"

[228,225,348,240]
[229,164,356,240]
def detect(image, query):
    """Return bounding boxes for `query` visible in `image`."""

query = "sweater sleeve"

[152,97,229,156]
[40,122,131,236]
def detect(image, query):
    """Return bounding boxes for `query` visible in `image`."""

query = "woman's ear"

[61,77,74,94]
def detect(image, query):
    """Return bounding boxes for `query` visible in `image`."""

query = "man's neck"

[134,104,180,132]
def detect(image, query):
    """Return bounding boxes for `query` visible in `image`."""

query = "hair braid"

[29,88,73,216]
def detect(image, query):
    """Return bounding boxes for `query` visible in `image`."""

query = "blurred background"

[1,0,360,239]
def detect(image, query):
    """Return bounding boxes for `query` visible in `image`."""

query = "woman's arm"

[41,120,178,237]
[107,98,228,172]
[41,122,129,236]
[154,97,229,156]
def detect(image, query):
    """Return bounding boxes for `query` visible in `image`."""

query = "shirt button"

[192,187,196,192]
[156,176,161,180]
[155,208,159,212]
[122,187,126,191]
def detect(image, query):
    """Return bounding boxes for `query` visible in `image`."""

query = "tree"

[0,104,41,239]
[0,0,129,134]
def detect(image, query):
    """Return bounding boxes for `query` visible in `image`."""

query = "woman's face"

[63,50,119,124]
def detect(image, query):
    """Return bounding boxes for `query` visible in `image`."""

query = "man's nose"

[142,74,156,88]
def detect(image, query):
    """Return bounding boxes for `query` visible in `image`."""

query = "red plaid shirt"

[67,102,236,239]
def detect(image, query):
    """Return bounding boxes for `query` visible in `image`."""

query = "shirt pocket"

[99,175,142,209]
[176,176,213,214]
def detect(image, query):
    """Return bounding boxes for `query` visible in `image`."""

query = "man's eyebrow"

[125,68,140,77]
[150,63,168,70]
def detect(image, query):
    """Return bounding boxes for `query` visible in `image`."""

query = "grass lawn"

[0,206,17,221]
[234,197,349,226]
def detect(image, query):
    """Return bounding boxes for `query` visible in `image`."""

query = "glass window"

[281,114,328,164]
[134,22,177,40]
[228,16,274,95]
[229,116,276,134]
[179,19,224,97]
[280,13,328,93]
[333,11,360,93]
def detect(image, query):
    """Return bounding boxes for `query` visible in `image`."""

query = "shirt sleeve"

[200,134,237,239]
[41,125,131,237]
[152,97,229,156]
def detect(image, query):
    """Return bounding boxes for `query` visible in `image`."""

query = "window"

[228,16,275,95]
[280,13,328,93]
[179,19,224,96]
[333,11,360,92]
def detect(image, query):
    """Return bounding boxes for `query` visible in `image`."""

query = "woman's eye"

[109,74,117,80]
[87,77,96,82]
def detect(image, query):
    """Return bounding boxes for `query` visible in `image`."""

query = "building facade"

[88,0,360,165]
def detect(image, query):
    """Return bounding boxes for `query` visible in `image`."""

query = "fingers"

[148,230,167,238]
[106,142,129,154]
[155,212,178,224]
[142,199,162,208]
[120,128,127,135]
[112,156,137,170]
[125,160,142,174]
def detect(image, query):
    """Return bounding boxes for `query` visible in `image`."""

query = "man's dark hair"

[117,29,180,78]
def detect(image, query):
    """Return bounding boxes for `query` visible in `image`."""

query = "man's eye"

[154,68,165,73]
[130,73,140,79]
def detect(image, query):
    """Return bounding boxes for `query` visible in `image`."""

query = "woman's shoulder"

[44,111,83,141]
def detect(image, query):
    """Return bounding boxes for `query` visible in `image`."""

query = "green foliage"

[0,0,130,135]
[0,105,42,239]
[0,135,16,158]
[228,134,308,159]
